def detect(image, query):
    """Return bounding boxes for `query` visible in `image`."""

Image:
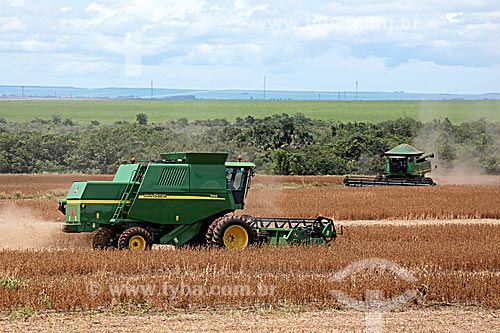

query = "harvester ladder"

[111,169,139,221]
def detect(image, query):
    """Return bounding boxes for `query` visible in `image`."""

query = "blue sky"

[0,0,499,93]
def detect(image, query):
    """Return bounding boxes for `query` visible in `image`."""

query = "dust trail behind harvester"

[415,101,500,186]
[431,163,500,185]
[0,201,91,249]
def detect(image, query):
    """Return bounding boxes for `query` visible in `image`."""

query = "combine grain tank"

[58,153,341,250]
[343,144,436,186]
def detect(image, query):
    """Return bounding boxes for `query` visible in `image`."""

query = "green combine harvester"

[59,152,339,250]
[343,144,436,186]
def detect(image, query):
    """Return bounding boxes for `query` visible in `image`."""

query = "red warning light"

[70,207,75,217]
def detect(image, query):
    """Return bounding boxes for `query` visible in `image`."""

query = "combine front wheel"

[212,216,253,249]
[118,227,153,250]
[93,226,119,249]
[205,216,225,246]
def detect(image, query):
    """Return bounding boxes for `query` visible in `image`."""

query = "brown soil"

[0,307,498,332]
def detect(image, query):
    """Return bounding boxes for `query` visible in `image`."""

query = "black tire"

[118,227,153,250]
[205,216,224,246]
[92,226,120,249]
[212,216,253,249]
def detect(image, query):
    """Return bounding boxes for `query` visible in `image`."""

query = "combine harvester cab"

[344,144,436,186]
[59,152,341,250]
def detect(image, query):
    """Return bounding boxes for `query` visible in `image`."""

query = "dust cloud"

[414,101,500,186]
[0,202,91,249]
[431,162,500,185]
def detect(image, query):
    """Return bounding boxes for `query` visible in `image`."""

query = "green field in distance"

[0,99,499,124]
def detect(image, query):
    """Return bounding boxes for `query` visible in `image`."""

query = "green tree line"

[0,114,499,175]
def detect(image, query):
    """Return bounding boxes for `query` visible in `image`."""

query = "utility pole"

[21,85,24,98]
[150,80,153,100]
[356,81,358,101]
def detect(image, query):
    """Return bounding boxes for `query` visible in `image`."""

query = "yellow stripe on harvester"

[138,194,225,201]
[67,200,133,204]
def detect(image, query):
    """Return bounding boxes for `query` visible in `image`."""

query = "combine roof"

[384,144,424,156]
[160,152,228,164]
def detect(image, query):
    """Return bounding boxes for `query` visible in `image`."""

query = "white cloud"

[444,12,463,23]
[294,15,401,41]
[59,6,72,13]
[0,0,498,92]
[187,43,263,65]
[233,0,269,18]
[0,39,61,53]
[55,58,113,76]
[0,17,25,32]
[122,0,205,21]
[0,0,26,8]
[85,3,116,20]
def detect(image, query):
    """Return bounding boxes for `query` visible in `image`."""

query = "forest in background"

[0,113,499,175]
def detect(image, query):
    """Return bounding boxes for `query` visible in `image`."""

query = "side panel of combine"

[63,164,142,233]
[64,181,131,232]
[126,160,235,225]
[412,159,432,176]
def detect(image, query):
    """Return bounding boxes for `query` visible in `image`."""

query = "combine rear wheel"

[118,227,153,250]
[212,216,253,249]
[93,226,119,249]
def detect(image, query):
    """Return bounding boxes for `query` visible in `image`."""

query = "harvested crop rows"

[244,184,500,220]
[0,224,499,312]
[1,174,500,221]
[0,174,499,315]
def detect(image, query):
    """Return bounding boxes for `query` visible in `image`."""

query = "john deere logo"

[73,186,80,194]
